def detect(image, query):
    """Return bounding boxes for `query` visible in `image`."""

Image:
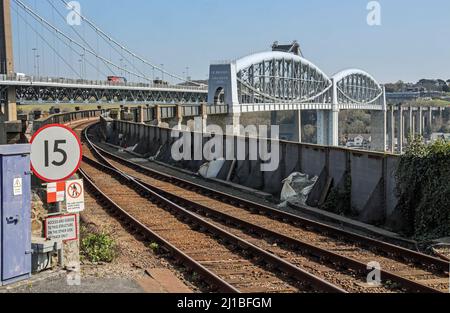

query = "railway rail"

[64,119,449,293]
[75,120,347,293]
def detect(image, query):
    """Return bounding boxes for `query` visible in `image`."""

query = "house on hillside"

[344,134,371,148]
[431,133,450,142]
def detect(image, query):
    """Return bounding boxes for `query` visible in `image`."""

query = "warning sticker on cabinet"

[13,178,23,196]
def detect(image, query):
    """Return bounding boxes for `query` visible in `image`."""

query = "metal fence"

[32,109,103,133]
[0,74,208,91]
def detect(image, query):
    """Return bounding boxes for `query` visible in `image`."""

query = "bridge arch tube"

[330,69,387,150]
[208,54,386,147]
[208,52,332,135]
[331,69,384,108]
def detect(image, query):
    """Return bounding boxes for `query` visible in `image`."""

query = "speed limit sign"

[31,124,83,182]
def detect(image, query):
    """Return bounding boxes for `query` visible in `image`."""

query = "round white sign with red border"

[30,124,82,183]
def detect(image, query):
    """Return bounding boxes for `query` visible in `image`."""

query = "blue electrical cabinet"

[0,144,32,286]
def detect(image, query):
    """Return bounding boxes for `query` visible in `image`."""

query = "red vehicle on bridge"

[107,76,127,84]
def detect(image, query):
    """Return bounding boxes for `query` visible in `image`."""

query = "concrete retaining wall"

[101,119,403,229]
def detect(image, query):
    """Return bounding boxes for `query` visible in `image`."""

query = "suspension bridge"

[0,0,447,151]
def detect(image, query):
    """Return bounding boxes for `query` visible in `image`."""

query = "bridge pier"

[396,106,404,154]
[293,110,302,142]
[370,110,387,152]
[137,106,145,124]
[224,113,241,136]
[316,109,338,146]
[388,106,395,153]
[415,107,423,136]
[407,107,414,139]
[426,107,433,135]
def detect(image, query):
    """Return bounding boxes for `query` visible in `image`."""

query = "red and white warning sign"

[66,179,85,213]
[45,214,78,242]
[47,181,65,203]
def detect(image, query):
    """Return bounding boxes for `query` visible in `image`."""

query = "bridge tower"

[0,0,18,144]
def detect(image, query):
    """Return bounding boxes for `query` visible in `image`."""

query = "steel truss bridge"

[208,51,386,113]
[0,75,207,105]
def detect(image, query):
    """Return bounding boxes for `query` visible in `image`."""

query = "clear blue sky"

[12,0,450,83]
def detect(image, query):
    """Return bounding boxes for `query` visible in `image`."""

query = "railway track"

[78,122,449,293]
[74,121,348,293]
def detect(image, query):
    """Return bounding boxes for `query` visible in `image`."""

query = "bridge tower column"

[0,0,16,120]
[207,63,241,135]
[370,86,387,152]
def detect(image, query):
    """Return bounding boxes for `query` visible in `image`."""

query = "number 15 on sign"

[30,124,83,183]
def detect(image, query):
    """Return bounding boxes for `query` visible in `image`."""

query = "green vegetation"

[339,110,371,136]
[413,99,450,108]
[395,137,450,240]
[81,227,117,263]
[148,242,160,253]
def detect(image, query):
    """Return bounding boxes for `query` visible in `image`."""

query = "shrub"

[81,229,117,263]
[395,137,450,240]
[149,242,160,253]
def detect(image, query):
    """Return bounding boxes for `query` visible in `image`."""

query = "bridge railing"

[32,109,104,134]
[0,74,208,91]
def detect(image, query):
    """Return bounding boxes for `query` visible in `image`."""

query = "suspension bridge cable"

[45,0,115,76]
[47,26,111,79]
[17,1,110,79]
[13,0,154,83]
[12,3,82,78]
[58,0,201,85]
[17,0,113,80]
[55,0,156,81]
[50,2,58,75]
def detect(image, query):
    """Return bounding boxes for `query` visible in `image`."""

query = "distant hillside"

[386,79,450,93]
